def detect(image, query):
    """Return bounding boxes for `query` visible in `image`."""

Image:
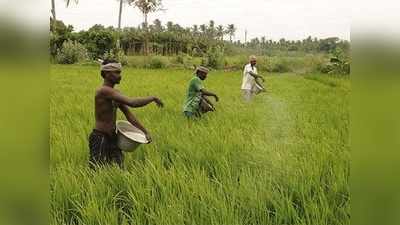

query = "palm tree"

[208,20,215,39]
[152,19,163,32]
[199,24,206,36]
[227,24,236,42]
[118,0,124,30]
[261,36,266,48]
[216,25,224,41]
[127,0,164,29]
[51,0,78,30]
[127,0,165,55]
[65,0,78,7]
[51,0,56,20]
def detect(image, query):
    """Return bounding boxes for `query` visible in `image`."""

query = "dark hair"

[101,59,119,77]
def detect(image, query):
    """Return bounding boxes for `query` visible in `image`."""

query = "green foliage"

[51,66,350,225]
[174,54,185,64]
[55,40,88,64]
[148,56,168,69]
[320,47,350,75]
[266,58,291,73]
[49,20,350,74]
[50,20,349,66]
[202,46,225,69]
[76,25,118,59]
[103,48,128,66]
[127,0,164,15]
[319,37,340,53]
[50,19,74,57]
[191,47,204,57]
[126,56,149,68]
[171,54,199,69]
[320,60,350,75]
[243,36,349,58]
[222,55,327,74]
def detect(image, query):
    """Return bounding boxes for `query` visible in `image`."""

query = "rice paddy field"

[50,65,350,225]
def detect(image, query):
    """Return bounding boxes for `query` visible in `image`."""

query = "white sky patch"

[54,0,350,41]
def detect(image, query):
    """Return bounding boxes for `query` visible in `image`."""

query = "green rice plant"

[51,65,350,225]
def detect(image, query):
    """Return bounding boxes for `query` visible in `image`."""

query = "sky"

[54,0,351,41]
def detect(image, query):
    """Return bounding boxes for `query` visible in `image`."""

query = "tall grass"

[121,55,327,74]
[50,65,349,225]
[224,55,327,74]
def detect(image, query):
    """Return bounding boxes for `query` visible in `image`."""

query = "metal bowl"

[253,83,264,95]
[116,120,149,152]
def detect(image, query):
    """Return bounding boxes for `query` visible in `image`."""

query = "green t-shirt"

[183,76,203,113]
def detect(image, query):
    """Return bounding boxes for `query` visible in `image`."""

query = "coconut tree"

[227,24,236,42]
[192,25,199,36]
[51,0,78,30]
[216,25,225,41]
[199,24,206,37]
[51,0,77,21]
[208,20,215,39]
[114,0,126,50]
[65,0,78,7]
[127,0,165,54]
[127,0,164,29]
[118,0,124,30]
[51,0,56,20]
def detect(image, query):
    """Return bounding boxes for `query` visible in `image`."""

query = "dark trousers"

[88,129,124,169]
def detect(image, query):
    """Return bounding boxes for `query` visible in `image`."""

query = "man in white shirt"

[241,55,265,101]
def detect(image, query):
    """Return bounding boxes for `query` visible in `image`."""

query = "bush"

[174,54,185,64]
[56,40,89,64]
[265,57,291,73]
[77,25,117,59]
[202,46,225,69]
[301,54,326,74]
[148,56,167,69]
[50,19,74,57]
[103,48,128,66]
[320,60,350,75]
[271,62,291,73]
[180,55,199,69]
[319,48,350,75]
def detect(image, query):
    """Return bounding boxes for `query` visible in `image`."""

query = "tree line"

[50,18,349,60]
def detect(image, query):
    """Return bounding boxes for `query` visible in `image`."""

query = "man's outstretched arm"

[200,89,219,102]
[126,96,164,108]
[100,87,164,108]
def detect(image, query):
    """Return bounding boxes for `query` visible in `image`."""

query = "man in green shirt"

[183,66,219,118]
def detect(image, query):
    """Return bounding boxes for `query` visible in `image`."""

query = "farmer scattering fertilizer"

[88,59,164,169]
[183,66,219,118]
[241,55,266,101]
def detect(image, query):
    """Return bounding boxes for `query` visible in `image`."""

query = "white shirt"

[241,63,257,90]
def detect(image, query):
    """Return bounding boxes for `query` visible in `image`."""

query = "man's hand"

[152,97,164,108]
[259,76,265,82]
[145,133,152,143]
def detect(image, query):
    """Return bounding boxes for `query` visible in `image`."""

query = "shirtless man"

[88,59,164,169]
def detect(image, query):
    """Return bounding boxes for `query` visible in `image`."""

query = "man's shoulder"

[190,76,201,83]
[96,86,118,96]
[244,64,252,70]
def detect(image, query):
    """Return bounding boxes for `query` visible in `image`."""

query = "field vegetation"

[51,65,350,225]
